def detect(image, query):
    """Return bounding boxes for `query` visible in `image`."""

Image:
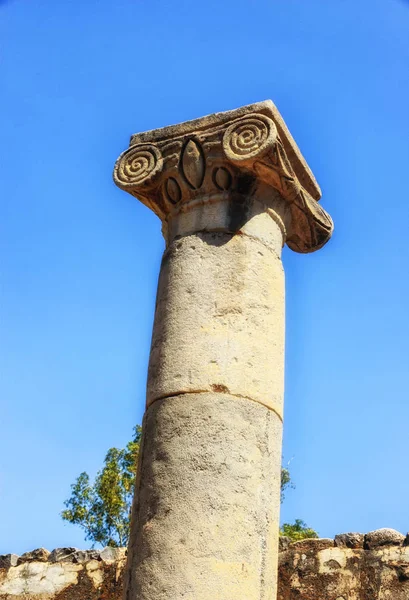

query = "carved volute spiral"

[114,144,163,189]
[223,115,277,162]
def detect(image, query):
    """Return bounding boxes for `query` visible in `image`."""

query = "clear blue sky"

[1,0,409,555]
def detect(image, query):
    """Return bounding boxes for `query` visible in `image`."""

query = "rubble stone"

[335,532,365,549]
[365,528,405,549]
[0,537,408,599]
[17,548,50,564]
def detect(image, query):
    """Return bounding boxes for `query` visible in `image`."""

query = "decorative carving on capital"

[223,115,277,162]
[113,101,333,253]
[253,137,333,252]
[115,144,163,188]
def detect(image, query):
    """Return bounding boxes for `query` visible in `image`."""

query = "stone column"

[113,101,333,600]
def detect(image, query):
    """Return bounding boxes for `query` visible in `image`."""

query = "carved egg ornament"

[181,139,205,189]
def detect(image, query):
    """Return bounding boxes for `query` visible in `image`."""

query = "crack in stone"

[147,389,283,422]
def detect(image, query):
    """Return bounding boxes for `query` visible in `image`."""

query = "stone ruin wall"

[1,529,408,600]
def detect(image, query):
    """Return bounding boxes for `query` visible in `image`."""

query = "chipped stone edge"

[0,547,127,571]
[2,531,407,572]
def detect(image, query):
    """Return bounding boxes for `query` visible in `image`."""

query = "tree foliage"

[61,426,141,547]
[280,466,294,504]
[280,519,318,542]
[62,426,317,546]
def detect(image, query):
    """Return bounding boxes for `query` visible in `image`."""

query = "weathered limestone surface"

[1,534,408,599]
[147,224,285,415]
[278,533,409,600]
[0,547,127,600]
[127,394,282,599]
[113,101,333,599]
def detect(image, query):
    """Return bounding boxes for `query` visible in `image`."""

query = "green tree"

[62,427,316,546]
[61,426,141,547]
[280,466,294,504]
[280,519,318,542]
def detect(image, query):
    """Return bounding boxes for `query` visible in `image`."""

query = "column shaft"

[124,219,285,600]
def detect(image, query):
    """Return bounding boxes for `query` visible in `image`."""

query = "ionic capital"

[113,100,333,253]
